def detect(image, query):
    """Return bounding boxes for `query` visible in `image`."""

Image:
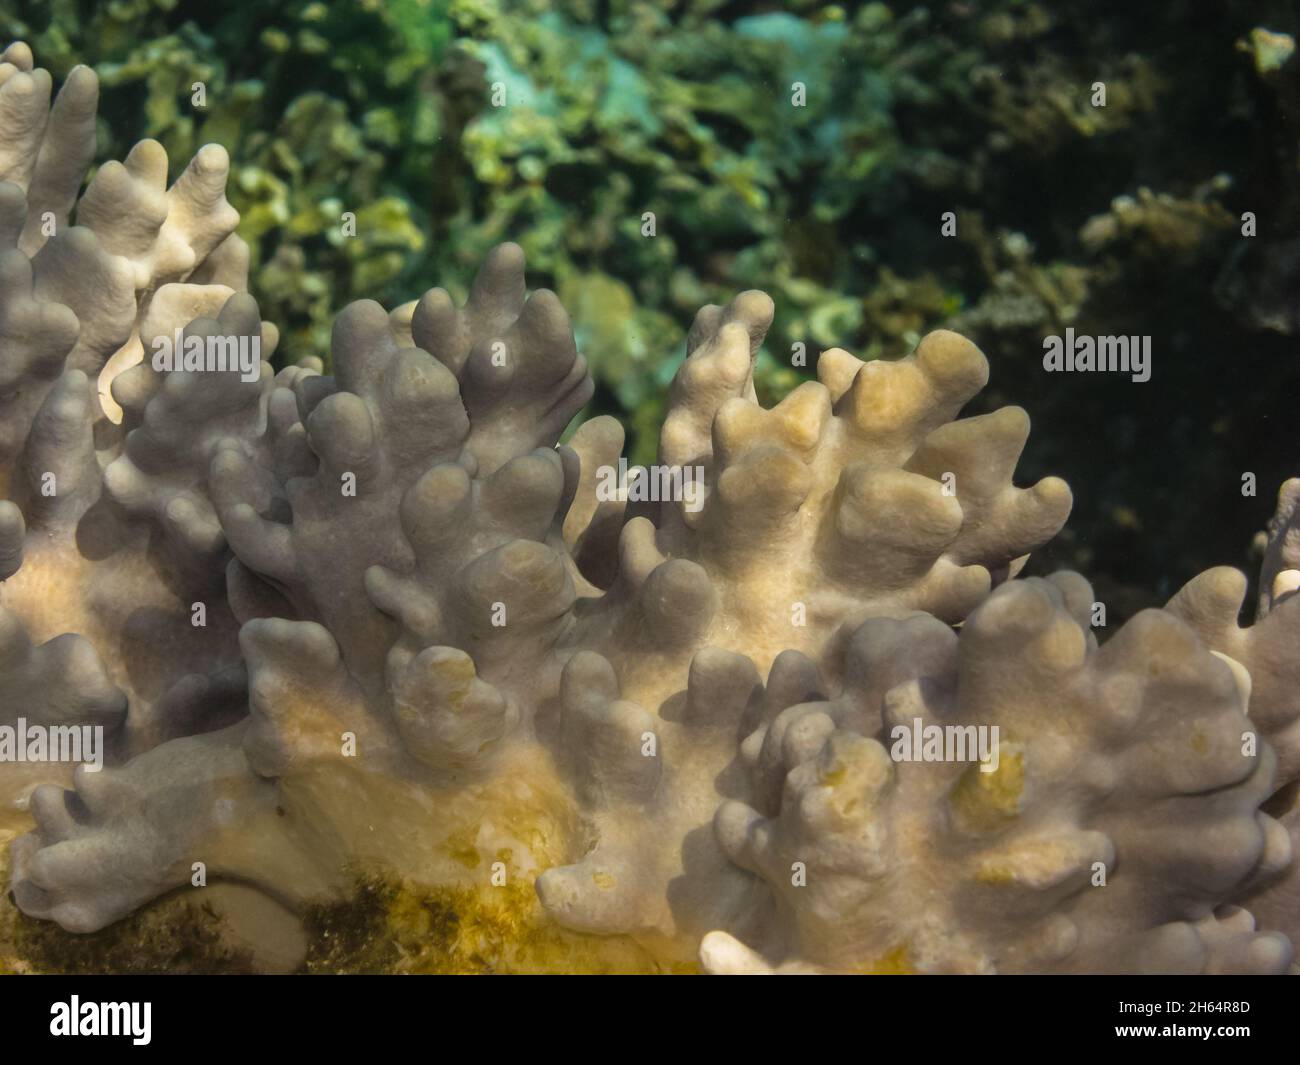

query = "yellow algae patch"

[950,751,1024,834]
[973,834,1093,889]
[0,842,679,974]
[1,879,259,975]
[0,854,680,975]
[1190,725,1210,756]
[302,873,677,974]
[974,863,1016,885]
[441,824,484,870]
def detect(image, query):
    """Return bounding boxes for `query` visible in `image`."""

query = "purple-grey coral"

[1,45,1297,974]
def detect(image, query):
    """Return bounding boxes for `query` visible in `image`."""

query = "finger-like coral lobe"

[1,45,1296,975]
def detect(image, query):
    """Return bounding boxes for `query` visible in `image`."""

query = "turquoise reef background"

[2,0,1297,620]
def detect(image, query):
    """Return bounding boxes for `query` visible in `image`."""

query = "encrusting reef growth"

[1,42,1298,974]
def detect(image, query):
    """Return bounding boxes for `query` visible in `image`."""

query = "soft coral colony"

[1,43,1298,975]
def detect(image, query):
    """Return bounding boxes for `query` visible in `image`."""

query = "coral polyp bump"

[1,43,1297,975]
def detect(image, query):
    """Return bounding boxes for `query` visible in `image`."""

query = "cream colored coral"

[535,298,1071,944]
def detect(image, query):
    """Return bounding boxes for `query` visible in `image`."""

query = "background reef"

[2,0,1297,621]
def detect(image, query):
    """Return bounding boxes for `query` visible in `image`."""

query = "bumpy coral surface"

[1,44,1297,974]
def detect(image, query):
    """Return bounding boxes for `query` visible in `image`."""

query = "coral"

[6,1,1297,605]
[0,39,267,767]
[1,0,448,359]
[1166,479,1300,950]
[703,579,1289,974]
[2,42,1299,976]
